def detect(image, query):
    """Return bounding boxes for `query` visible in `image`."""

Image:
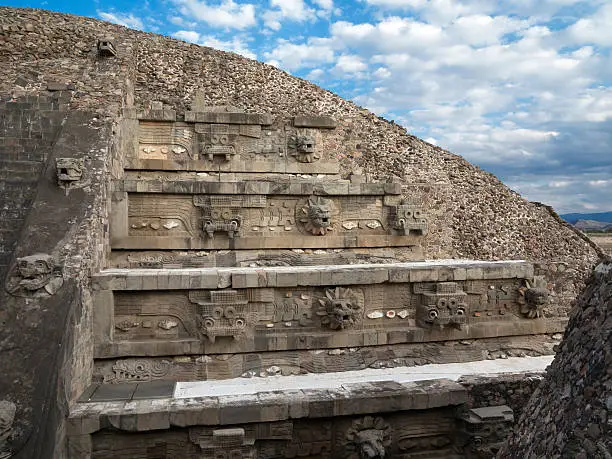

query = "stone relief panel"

[138,121,194,160]
[109,248,422,270]
[120,193,422,250]
[94,334,558,383]
[344,416,391,459]
[5,254,64,298]
[457,405,514,458]
[113,292,197,341]
[131,111,340,173]
[103,359,173,383]
[105,275,555,355]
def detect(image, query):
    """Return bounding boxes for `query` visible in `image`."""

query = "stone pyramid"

[0,8,603,458]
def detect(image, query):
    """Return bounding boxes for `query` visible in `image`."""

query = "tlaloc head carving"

[346,416,391,459]
[415,282,468,329]
[5,254,64,298]
[300,196,335,235]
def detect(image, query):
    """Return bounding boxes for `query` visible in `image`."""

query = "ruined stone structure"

[499,260,611,458]
[0,8,604,458]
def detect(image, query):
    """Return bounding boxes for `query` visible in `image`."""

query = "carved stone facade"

[78,103,564,458]
[5,254,63,298]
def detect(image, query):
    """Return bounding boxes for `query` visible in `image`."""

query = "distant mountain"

[560,211,612,224]
[574,220,612,232]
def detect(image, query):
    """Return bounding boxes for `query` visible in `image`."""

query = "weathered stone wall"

[0,8,137,458]
[0,91,69,279]
[458,373,544,421]
[499,260,611,458]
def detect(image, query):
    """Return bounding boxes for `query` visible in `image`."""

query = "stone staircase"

[67,103,565,458]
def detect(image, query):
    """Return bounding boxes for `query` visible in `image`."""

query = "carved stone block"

[415,282,468,330]
[457,405,514,458]
[5,254,64,298]
[97,38,117,57]
[56,158,84,188]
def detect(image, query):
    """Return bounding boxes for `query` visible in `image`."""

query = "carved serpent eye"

[428,309,439,319]
[234,318,246,328]
[456,307,465,316]
[204,318,216,328]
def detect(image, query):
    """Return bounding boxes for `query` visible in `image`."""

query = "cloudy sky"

[9,0,612,214]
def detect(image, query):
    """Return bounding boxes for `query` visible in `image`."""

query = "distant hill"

[560,211,612,224]
[574,219,612,232]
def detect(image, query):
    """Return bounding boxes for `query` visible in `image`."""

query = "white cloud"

[98,11,144,29]
[263,39,335,70]
[566,3,612,46]
[313,0,334,11]
[172,30,257,59]
[174,30,201,42]
[307,68,325,80]
[333,54,368,73]
[364,0,426,8]
[263,0,317,30]
[172,0,256,30]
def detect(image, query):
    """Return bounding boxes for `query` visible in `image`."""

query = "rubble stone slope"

[499,260,612,458]
[0,8,600,283]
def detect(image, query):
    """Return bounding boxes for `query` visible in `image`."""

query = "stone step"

[67,357,552,458]
[112,178,401,196]
[94,260,534,290]
[91,260,566,358]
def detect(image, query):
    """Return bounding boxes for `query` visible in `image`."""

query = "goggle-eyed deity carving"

[5,254,64,298]
[199,124,238,161]
[392,202,428,236]
[190,290,254,343]
[415,282,468,329]
[345,416,391,459]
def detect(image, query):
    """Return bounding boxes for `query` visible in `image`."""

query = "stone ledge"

[124,158,340,174]
[112,179,402,196]
[92,260,534,291]
[67,378,467,435]
[93,318,568,357]
[185,112,273,125]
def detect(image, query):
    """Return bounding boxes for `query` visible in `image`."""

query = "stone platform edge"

[92,259,533,291]
[67,378,467,435]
